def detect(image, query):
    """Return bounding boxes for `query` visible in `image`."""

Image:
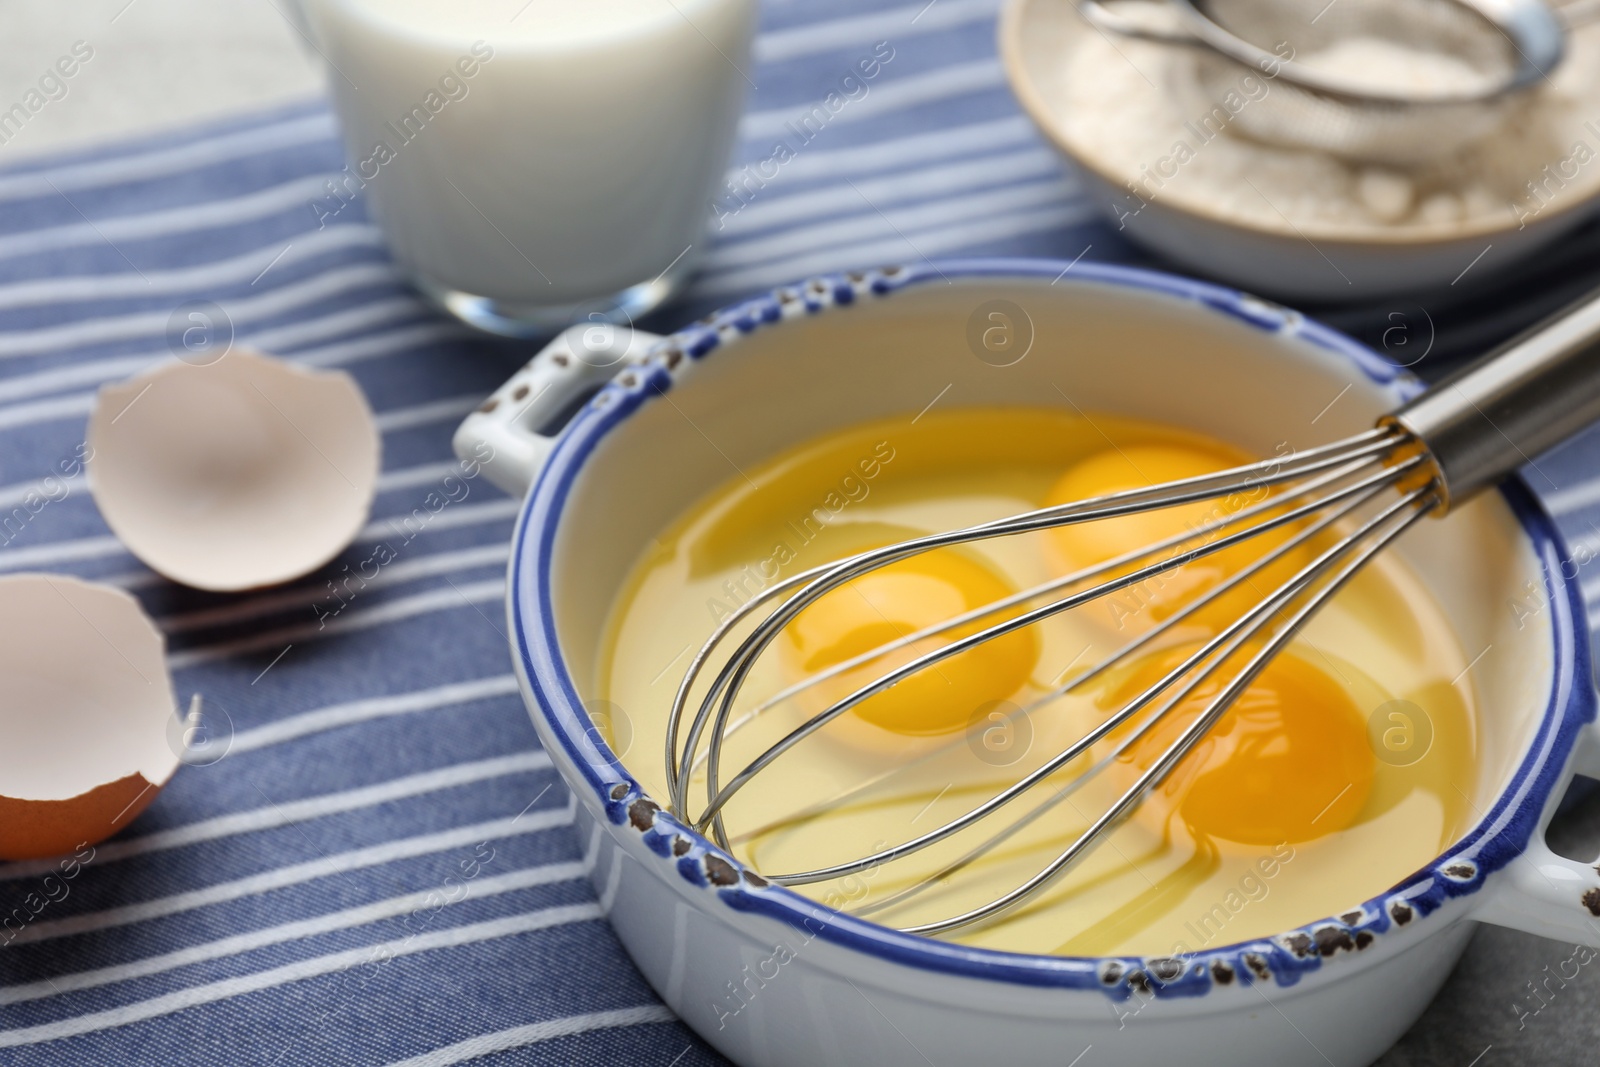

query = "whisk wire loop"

[754,477,1435,890]
[665,429,1399,812]
[680,440,1405,809]
[711,475,1395,859]
[692,448,1426,837]
[681,435,1401,816]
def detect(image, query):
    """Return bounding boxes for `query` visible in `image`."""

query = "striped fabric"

[0,1,1597,1064]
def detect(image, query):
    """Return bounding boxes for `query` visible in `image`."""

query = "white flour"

[1295,37,1496,97]
[1054,26,1600,232]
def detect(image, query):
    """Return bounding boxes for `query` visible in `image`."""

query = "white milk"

[301,0,756,326]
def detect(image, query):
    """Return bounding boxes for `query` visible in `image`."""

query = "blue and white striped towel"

[1,1,1599,1064]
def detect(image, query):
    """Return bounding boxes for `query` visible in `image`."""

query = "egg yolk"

[1045,444,1307,631]
[1096,643,1375,845]
[780,550,1040,736]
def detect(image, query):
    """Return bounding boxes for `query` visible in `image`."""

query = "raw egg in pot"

[1096,642,1375,845]
[1045,443,1310,632]
[779,549,1039,736]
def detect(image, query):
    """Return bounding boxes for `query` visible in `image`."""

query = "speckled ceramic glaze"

[456,260,1600,1067]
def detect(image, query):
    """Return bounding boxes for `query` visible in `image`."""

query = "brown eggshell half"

[0,574,179,860]
[86,348,380,592]
[0,774,162,861]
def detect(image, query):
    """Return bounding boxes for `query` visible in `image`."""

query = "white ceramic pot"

[455,260,1600,1067]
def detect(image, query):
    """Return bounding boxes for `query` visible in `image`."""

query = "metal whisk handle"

[1387,289,1600,512]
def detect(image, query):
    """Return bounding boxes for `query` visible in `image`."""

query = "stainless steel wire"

[665,427,1396,809]
[658,421,1452,935]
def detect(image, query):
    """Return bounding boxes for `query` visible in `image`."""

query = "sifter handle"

[1386,288,1600,513]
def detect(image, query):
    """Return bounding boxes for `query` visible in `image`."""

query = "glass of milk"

[298,0,757,335]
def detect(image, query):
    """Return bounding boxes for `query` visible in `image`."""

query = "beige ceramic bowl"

[999,0,1600,299]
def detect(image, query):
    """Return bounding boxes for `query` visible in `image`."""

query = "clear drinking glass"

[296,0,757,336]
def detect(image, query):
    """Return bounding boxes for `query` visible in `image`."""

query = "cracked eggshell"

[87,348,380,592]
[0,574,179,859]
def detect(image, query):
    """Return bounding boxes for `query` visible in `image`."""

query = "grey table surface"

[5,2,1596,1063]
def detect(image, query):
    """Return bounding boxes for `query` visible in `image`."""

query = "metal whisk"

[664,290,1600,937]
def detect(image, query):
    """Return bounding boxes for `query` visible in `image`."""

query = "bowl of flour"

[1000,0,1600,298]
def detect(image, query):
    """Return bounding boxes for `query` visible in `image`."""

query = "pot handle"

[452,325,664,498]
[1473,716,1600,946]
